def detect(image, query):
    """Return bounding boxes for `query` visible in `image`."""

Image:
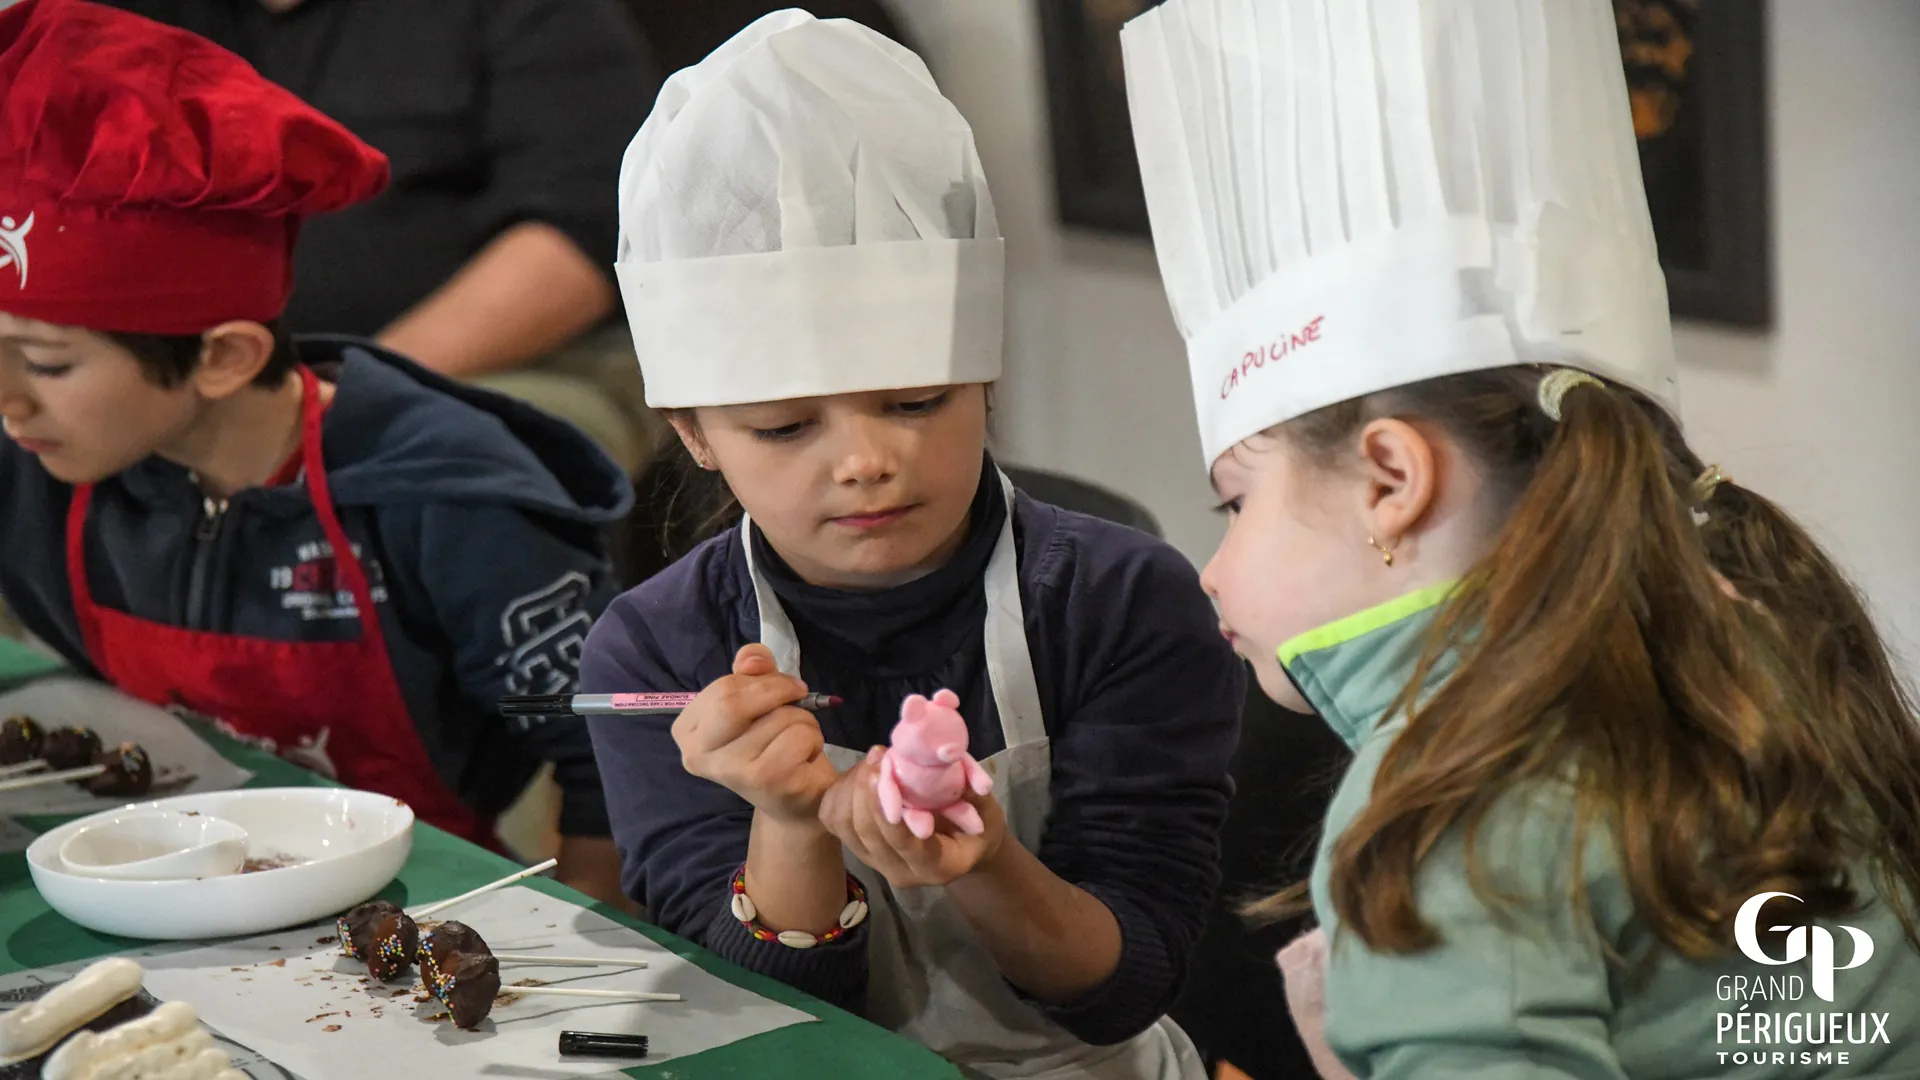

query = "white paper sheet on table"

[0,677,252,816]
[128,886,818,1077]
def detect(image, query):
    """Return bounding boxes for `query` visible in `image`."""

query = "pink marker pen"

[498,691,842,718]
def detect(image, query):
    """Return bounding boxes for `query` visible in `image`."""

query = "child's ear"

[1355,417,1440,547]
[667,411,718,471]
[190,321,277,400]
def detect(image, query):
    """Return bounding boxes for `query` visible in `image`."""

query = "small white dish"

[58,809,250,880]
[28,787,413,940]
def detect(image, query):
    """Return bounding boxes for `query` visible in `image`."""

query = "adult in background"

[101,0,665,476]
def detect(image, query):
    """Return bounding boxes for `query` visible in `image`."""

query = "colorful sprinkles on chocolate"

[376,933,409,968]
[336,913,362,959]
[337,899,410,968]
[84,742,153,796]
[420,926,446,999]
[366,911,420,981]
[423,948,456,1002]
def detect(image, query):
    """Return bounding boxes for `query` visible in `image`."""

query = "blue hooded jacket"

[0,337,634,836]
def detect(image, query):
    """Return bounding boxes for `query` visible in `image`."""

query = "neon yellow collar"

[1277,581,1459,748]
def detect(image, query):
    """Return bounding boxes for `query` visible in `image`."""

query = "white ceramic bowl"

[59,809,250,880]
[28,788,414,940]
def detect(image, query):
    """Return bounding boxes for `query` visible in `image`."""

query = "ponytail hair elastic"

[1690,464,1731,526]
[1537,368,1606,422]
[1693,464,1731,502]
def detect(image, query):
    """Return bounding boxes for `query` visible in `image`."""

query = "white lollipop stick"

[493,955,648,968]
[0,763,103,793]
[500,987,680,1002]
[0,761,47,779]
[410,858,557,918]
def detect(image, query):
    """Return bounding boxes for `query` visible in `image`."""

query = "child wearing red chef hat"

[0,0,634,904]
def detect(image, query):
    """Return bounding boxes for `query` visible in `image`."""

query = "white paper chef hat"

[616,10,1005,409]
[1122,0,1680,470]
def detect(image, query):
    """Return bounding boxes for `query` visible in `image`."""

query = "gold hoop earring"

[1368,534,1396,567]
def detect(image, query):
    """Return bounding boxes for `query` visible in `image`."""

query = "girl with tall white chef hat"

[581,12,1239,1078]
[1122,0,1920,1077]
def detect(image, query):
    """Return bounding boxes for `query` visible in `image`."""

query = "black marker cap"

[558,1030,650,1058]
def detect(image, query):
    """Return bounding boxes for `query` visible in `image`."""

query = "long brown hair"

[1252,365,1920,961]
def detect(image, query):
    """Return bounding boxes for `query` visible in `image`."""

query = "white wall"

[1674,0,1920,678]
[891,0,1920,678]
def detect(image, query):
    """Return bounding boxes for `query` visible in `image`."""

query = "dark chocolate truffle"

[42,726,102,770]
[0,715,43,765]
[82,743,152,796]
[420,921,500,1029]
[421,920,489,961]
[365,910,419,981]
[337,900,403,961]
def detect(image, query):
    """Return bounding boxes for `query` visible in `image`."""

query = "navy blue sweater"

[0,339,634,836]
[581,464,1242,1045]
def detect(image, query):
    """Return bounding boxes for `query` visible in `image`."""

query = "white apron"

[743,470,1206,1080]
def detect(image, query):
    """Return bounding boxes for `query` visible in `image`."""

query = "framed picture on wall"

[1616,0,1772,327]
[1037,0,1773,327]
[1035,0,1160,236]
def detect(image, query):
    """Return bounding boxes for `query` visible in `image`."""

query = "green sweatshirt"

[1281,583,1920,1079]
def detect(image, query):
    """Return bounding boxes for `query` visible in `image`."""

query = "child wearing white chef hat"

[582,12,1239,1078]
[1123,0,1920,1077]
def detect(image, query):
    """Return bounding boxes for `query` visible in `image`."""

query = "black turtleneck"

[751,454,1009,752]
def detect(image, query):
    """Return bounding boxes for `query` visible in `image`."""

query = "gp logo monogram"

[1735,892,1874,1004]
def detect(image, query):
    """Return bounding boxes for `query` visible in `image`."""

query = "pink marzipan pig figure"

[876,689,994,839]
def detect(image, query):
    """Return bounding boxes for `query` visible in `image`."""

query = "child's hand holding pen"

[670,644,838,824]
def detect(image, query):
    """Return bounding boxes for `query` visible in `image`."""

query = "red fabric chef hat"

[0,0,389,334]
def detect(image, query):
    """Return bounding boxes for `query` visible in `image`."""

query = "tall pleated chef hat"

[1121,0,1680,470]
[616,9,1004,408]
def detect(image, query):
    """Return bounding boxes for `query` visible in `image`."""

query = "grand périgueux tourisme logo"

[1716,891,1892,1068]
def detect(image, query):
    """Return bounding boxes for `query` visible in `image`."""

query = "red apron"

[66,365,494,847]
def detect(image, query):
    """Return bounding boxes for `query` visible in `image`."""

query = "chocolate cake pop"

[336,901,394,958]
[0,715,44,765]
[42,727,102,771]
[82,743,152,797]
[418,921,500,1029]
[335,900,420,981]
